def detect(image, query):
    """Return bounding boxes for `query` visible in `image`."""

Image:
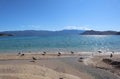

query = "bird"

[98,51,102,53]
[42,51,46,55]
[112,51,114,54]
[17,52,21,56]
[58,52,61,56]
[32,57,37,60]
[20,54,25,56]
[110,53,113,58]
[71,51,74,54]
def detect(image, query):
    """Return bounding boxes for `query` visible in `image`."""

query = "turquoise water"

[0,35,120,53]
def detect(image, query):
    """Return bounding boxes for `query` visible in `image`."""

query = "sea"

[0,35,120,54]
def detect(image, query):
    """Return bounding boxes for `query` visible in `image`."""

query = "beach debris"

[58,52,61,56]
[70,51,74,54]
[42,51,46,56]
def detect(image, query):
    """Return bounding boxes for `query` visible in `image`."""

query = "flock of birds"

[17,50,115,62]
[98,50,114,58]
[17,51,75,62]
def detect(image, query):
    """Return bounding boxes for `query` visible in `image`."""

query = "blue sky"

[0,0,120,31]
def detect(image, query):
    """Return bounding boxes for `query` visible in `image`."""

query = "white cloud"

[63,26,91,30]
[20,25,92,31]
[21,25,41,30]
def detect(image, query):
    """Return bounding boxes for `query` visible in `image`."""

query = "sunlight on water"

[84,35,110,38]
[0,35,120,53]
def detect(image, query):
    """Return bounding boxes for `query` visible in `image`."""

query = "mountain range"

[81,30,120,35]
[0,30,84,36]
[1,30,120,36]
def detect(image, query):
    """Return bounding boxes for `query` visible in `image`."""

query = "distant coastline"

[0,30,84,36]
[0,30,120,36]
[0,33,13,36]
[81,30,120,35]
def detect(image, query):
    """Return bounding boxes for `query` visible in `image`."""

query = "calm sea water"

[0,35,120,53]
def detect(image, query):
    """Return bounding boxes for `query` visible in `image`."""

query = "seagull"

[21,54,25,56]
[98,51,102,53]
[71,51,74,54]
[42,51,46,55]
[17,52,21,56]
[110,53,113,58]
[58,52,61,56]
[32,57,37,60]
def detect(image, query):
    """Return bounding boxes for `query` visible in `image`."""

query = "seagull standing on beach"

[112,51,114,54]
[110,53,113,58]
[32,57,37,60]
[42,51,46,55]
[98,51,102,53]
[58,52,61,56]
[71,51,74,54]
[20,54,25,56]
[17,52,21,56]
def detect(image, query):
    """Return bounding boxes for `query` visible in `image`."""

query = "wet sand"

[88,53,120,78]
[0,53,120,79]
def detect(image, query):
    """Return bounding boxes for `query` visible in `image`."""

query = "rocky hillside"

[81,30,120,35]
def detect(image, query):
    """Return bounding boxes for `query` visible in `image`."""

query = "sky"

[0,0,120,31]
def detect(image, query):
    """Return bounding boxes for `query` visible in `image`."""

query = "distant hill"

[81,30,120,35]
[0,30,85,36]
[0,33,13,36]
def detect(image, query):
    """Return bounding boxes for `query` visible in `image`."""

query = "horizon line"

[0,29,87,32]
[0,29,120,32]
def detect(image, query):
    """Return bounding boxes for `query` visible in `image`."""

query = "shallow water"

[0,35,120,53]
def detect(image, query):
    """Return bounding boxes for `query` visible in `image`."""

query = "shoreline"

[0,52,120,79]
[0,53,92,79]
